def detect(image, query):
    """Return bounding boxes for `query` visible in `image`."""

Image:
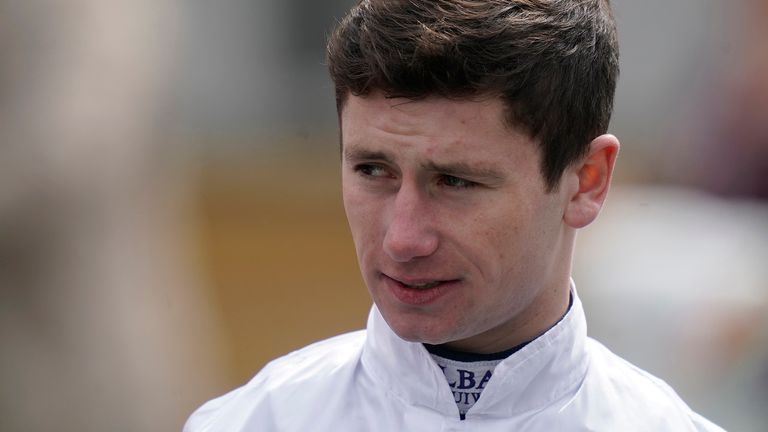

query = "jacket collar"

[361,282,589,419]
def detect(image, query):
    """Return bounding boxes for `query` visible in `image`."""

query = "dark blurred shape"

[674,0,768,198]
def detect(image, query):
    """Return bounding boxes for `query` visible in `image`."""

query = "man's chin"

[381,313,457,345]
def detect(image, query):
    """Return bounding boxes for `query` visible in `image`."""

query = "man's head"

[328,0,620,353]
[328,0,619,190]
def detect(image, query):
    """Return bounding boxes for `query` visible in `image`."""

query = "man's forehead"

[340,92,547,186]
[341,92,511,135]
[339,92,537,156]
[343,91,505,112]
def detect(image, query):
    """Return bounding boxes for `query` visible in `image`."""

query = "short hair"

[327,0,619,190]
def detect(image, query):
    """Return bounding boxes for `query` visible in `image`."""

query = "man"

[185,0,725,430]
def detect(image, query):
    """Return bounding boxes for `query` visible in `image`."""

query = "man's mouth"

[381,273,458,305]
[401,281,442,289]
[384,273,457,289]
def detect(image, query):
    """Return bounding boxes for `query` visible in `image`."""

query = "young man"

[185,1,725,430]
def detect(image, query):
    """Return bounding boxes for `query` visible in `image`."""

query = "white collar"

[360,283,589,419]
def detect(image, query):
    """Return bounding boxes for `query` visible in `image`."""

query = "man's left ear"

[563,134,620,229]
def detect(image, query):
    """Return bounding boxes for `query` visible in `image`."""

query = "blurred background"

[0,0,765,430]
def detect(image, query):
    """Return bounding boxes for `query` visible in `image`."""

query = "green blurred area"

[194,144,370,384]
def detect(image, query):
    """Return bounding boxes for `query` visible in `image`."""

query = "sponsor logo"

[437,366,493,406]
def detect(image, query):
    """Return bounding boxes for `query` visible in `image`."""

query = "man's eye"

[355,164,389,178]
[439,175,476,189]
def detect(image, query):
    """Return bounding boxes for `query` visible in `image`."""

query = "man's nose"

[382,185,439,262]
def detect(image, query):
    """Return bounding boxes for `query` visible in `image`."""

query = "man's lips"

[401,280,441,289]
[380,273,460,305]
[383,273,458,289]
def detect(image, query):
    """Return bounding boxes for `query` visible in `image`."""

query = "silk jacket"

[185,292,725,431]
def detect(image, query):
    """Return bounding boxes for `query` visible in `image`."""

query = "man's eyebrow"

[343,147,394,164]
[343,147,506,181]
[422,160,506,181]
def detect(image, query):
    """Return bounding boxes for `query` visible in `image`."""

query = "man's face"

[341,92,576,353]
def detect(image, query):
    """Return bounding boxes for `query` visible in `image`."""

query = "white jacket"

[185,292,725,431]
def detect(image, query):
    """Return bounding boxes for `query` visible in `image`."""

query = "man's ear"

[563,134,620,229]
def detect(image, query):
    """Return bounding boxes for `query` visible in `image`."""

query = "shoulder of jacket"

[584,338,726,431]
[585,338,684,401]
[184,329,367,432]
[255,329,367,388]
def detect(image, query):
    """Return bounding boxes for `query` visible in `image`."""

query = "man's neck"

[430,290,574,355]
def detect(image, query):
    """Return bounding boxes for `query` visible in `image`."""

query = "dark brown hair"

[327,0,619,190]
